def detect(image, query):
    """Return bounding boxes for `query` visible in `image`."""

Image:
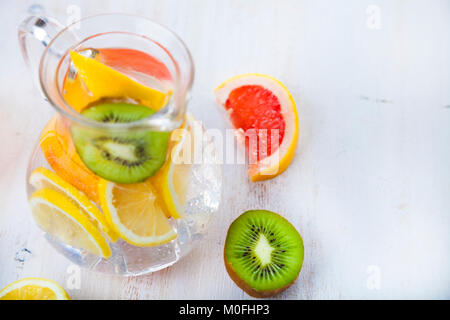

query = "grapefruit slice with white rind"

[214,74,299,181]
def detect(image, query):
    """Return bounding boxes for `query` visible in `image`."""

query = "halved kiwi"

[71,102,170,184]
[224,210,304,298]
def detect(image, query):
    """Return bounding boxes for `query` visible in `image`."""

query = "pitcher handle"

[18,14,65,96]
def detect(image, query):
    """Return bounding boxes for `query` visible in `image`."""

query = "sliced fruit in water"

[0,278,70,300]
[214,74,299,181]
[98,179,177,247]
[81,102,156,122]
[29,167,118,242]
[154,114,201,219]
[29,188,112,259]
[40,115,100,203]
[63,70,95,113]
[224,210,304,298]
[69,50,169,110]
[71,102,170,184]
[63,48,172,112]
[98,48,172,81]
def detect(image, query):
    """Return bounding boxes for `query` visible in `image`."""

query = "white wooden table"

[0,0,449,299]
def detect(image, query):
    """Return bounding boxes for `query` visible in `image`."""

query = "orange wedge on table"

[214,73,299,181]
[0,278,70,300]
[66,50,169,112]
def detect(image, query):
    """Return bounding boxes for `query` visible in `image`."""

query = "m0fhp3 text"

[223,304,269,315]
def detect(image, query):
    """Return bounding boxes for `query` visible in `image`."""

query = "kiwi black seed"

[71,102,170,184]
[224,210,304,298]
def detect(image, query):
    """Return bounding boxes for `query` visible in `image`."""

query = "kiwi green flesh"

[71,103,170,184]
[81,102,155,123]
[224,210,304,295]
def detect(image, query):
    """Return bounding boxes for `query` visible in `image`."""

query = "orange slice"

[214,74,299,181]
[68,50,168,111]
[63,48,172,112]
[62,68,95,112]
[40,115,100,203]
[0,278,70,300]
[98,179,177,247]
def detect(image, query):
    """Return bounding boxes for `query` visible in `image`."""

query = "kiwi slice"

[71,102,170,184]
[224,210,304,298]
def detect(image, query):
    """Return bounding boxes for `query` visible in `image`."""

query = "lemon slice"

[29,188,112,258]
[0,278,70,300]
[29,167,118,242]
[69,50,168,110]
[98,179,177,246]
[155,115,200,219]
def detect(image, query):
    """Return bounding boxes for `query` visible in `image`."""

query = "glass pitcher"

[19,13,221,275]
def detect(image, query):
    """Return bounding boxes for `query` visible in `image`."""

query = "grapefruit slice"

[214,74,299,181]
[98,48,171,81]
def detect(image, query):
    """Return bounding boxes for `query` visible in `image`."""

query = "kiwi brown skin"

[224,252,300,298]
[223,210,304,298]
